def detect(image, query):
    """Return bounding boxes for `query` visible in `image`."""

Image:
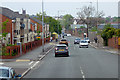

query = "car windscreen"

[75,39,80,40]
[84,38,89,40]
[81,41,87,43]
[0,69,9,77]
[57,46,66,50]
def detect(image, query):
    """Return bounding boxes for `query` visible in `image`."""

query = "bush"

[101,24,116,46]
[7,44,16,46]
[115,29,120,37]
[46,36,50,38]
[12,53,17,56]
[11,51,18,56]
[2,53,10,56]
[2,47,7,54]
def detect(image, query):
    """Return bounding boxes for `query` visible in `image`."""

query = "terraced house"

[0,7,49,46]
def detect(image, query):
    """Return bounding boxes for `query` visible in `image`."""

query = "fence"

[1,37,50,59]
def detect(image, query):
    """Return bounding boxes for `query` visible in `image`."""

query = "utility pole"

[42,0,44,52]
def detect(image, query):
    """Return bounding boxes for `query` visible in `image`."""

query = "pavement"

[0,40,57,76]
[89,42,120,55]
[0,41,56,62]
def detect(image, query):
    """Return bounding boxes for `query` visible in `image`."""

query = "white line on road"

[29,61,34,65]
[21,46,54,78]
[0,62,4,65]
[31,61,40,69]
[80,66,86,80]
[83,75,85,79]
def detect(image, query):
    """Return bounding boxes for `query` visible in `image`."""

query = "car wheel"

[79,46,81,48]
[55,54,57,57]
[67,54,69,57]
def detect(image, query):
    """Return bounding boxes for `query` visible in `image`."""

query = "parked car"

[84,37,90,43]
[67,34,71,37]
[59,38,68,46]
[34,35,41,41]
[63,33,67,36]
[79,40,89,48]
[0,66,21,79]
[74,38,81,44]
[55,44,69,57]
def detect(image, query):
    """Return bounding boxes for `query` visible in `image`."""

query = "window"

[35,24,37,30]
[0,69,9,77]
[17,30,18,35]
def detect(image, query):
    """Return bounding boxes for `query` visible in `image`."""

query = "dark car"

[59,38,68,46]
[74,38,81,44]
[55,44,69,57]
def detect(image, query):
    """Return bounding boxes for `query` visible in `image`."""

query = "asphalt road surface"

[24,36,118,79]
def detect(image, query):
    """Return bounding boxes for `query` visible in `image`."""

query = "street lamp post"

[97,0,98,30]
[58,11,59,35]
[96,0,99,47]
[42,0,44,52]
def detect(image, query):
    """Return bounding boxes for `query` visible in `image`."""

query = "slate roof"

[30,16,42,24]
[0,7,28,20]
[98,23,119,29]
[0,7,43,25]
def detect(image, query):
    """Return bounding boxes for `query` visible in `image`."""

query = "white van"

[67,34,71,37]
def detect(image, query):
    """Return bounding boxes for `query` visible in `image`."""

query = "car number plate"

[59,49,64,51]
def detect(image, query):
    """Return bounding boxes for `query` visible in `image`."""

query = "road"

[24,36,118,79]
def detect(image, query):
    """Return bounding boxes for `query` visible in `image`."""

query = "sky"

[1,0,119,18]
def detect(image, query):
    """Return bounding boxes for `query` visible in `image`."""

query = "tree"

[77,5,105,37]
[101,24,115,46]
[80,26,85,28]
[115,29,120,37]
[35,12,62,34]
[60,14,73,30]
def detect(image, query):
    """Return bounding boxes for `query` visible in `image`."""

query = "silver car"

[0,66,21,79]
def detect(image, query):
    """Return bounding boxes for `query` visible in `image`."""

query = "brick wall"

[1,14,12,33]
[1,14,12,44]
[108,37,119,49]
[1,37,50,59]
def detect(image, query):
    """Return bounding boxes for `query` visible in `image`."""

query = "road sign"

[118,37,120,45]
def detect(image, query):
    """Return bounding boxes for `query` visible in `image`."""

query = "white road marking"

[0,62,4,65]
[21,46,54,78]
[31,61,40,69]
[21,68,31,77]
[105,50,118,54]
[29,61,34,65]
[81,70,84,75]
[80,66,86,80]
